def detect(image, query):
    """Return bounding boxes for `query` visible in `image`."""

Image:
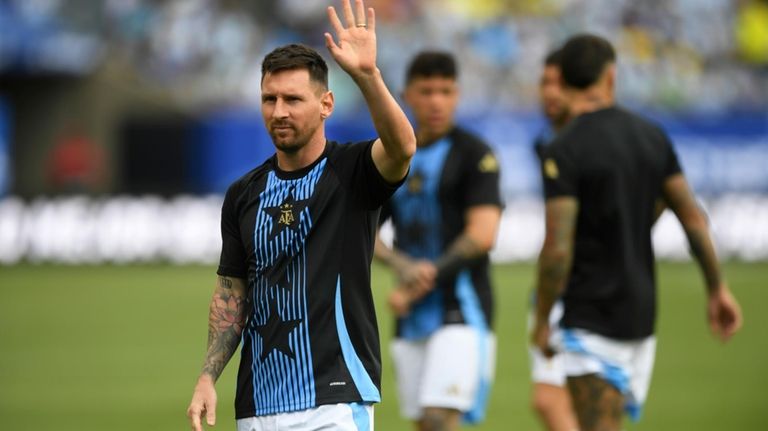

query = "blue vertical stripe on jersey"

[398,289,444,340]
[455,271,487,330]
[455,271,492,424]
[248,159,326,415]
[334,276,382,402]
[390,137,451,259]
[393,137,452,340]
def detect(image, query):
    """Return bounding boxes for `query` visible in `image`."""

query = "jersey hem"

[235,395,380,419]
[216,266,247,279]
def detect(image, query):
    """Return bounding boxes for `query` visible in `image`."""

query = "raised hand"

[324,0,377,79]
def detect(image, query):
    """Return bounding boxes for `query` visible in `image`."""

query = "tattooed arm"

[187,275,250,431]
[389,205,501,315]
[434,205,502,284]
[662,173,742,341]
[532,197,578,356]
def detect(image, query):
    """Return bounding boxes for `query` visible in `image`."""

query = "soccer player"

[532,49,570,159]
[186,1,416,430]
[374,51,503,430]
[528,48,579,431]
[531,34,743,431]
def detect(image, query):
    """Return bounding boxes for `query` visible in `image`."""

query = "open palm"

[325,0,377,78]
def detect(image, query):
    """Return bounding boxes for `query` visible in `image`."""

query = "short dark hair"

[261,44,329,89]
[544,48,562,67]
[559,34,616,89]
[405,51,458,84]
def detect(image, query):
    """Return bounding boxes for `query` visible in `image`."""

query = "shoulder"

[225,159,273,201]
[449,127,493,153]
[623,108,670,141]
[325,139,376,162]
[448,127,497,166]
[448,127,501,176]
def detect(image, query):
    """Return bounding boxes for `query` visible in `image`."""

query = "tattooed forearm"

[663,174,722,293]
[219,277,233,289]
[201,276,249,381]
[535,197,578,322]
[684,224,722,292]
[448,234,484,258]
[433,235,485,284]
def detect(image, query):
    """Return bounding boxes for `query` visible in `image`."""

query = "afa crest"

[478,153,499,173]
[278,202,295,226]
[544,158,559,179]
[263,189,309,239]
[407,172,424,194]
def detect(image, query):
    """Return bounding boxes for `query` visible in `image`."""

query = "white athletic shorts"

[236,403,373,431]
[390,324,496,423]
[527,300,567,387]
[554,327,656,421]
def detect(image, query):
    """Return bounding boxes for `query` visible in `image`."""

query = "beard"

[269,121,312,154]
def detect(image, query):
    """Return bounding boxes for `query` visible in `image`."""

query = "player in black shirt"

[531,34,742,431]
[186,1,416,430]
[375,51,502,430]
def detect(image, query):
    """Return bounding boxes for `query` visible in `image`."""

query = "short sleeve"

[332,140,407,210]
[542,140,579,199]
[378,199,393,227]
[462,144,503,208]
[217,183,247,279]
[662,134,682,178]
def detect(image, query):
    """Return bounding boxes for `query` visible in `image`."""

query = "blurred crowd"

[2,0,767,114]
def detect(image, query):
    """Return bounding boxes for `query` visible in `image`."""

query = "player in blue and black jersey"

[186,1,416,430]
[375,51,503,431]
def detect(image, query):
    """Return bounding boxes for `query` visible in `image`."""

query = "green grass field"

[1,262,766,430]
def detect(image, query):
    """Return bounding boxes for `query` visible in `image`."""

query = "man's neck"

[552,116,569,132]
[275,135,327,172]
[416,125,453,147]
[568,88,614,120]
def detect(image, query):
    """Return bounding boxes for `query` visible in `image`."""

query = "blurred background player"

[528,48,578,431]
[186,1,416,430]
[531,34,743,431]
[374,51,503,430]
[532,49,570,160]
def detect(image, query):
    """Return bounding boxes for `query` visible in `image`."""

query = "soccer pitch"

[0,262,765,430]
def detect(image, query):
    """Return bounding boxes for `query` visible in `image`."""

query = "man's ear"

[320,90,334,120]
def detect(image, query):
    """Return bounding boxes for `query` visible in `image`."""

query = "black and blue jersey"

[217,140,403,418]
[380,127,502,340]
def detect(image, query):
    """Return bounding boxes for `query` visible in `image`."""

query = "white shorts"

[527,300,567,387]
[236,403,373,431]
[390,324,496,423]
[555,327,656,421]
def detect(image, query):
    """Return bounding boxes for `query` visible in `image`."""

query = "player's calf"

[418,407,461,431]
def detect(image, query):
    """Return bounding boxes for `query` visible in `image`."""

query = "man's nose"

[273,99,289,118]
